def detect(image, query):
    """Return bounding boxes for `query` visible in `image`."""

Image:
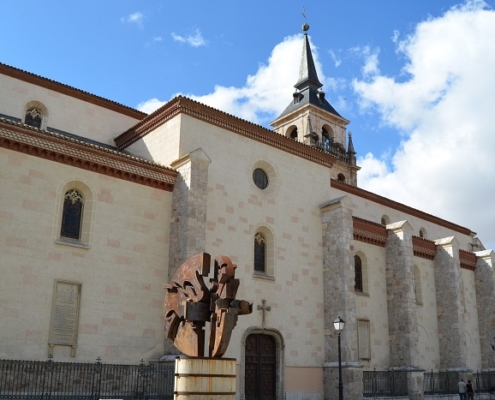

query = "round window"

[253,168,268,189]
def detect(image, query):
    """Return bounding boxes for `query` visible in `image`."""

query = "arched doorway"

[241,328,284,400]
[245,334,276,400]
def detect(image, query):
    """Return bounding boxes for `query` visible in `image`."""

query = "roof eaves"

[0,62,147,120]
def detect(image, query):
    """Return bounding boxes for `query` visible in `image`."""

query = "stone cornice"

[459,249,477,271]
[0,118,176,191]
[353,217,387,247]
[412,236,437,260]
[331,179,474,236]
[0,63,146,120]
[115,96,339,169]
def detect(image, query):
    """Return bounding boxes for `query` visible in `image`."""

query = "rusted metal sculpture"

[164,253,252,358]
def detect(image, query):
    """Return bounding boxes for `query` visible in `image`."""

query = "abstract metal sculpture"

[164,253,252,357]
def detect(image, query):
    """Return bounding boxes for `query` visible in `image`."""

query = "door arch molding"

[240,327,285,400]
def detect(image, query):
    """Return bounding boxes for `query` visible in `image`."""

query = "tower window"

[337,173,346,182]
[25,107,42,128]
[254,233,266,273]
[61,189,84,240]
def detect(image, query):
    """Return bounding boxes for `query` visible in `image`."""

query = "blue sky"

[2,0,495,249]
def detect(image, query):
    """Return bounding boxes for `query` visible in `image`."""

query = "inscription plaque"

[48,280,81,357]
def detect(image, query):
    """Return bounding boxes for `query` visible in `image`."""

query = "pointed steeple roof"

[295,33,323,91]
[347,131,356,154]
[272,24,344,122]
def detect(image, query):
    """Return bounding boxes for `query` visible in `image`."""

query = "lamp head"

[333,316,345,333]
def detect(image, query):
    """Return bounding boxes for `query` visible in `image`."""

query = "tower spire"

[295,24,323,91]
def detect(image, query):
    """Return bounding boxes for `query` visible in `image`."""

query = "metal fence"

[363,369,408,397]
[0,358,174,399]
[424,370,495,395]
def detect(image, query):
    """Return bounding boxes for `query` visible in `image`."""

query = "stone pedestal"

[323,362,363,400]
[174,357,236,400]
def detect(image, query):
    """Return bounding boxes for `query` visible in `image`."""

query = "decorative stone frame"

[240,327,285,400]
[250,160,279,196]
[54,180,94,249]
[357,319,371,361]
[23,100,49,130]
[253,225,275,279]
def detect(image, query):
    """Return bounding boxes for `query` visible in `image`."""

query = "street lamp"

[333,316,345,400]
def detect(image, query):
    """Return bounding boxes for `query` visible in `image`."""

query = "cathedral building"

[1,26,494,400]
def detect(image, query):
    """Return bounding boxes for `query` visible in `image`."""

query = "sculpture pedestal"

[174,357,236,400]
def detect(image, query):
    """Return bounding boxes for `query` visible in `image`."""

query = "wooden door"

[245,334,276,400]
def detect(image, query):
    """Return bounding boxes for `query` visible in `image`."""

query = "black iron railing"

[474,370,495,393]
[0,358,174,399]
[423,371,459,395]
[363,369,408,397]
[424,370,495,395]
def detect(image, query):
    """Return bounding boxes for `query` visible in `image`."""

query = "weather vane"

[301,6,310,32]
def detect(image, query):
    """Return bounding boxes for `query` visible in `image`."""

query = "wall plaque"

[48,280,81,357]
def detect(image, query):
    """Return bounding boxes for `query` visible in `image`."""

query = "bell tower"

[270,23,359,186]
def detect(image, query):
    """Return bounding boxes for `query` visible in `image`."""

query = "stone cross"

[257,299,271,328]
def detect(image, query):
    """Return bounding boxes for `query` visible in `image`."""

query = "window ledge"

[253,273,275,281]
[355,291,370,297]
[56,239,89,250]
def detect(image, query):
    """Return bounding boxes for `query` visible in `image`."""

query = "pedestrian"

[466,379,475,400]
[458,378,467,400]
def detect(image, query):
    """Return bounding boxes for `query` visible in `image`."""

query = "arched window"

[355,255,363,292]
[413,265,423,305]
[419,228,427,239]
[322,127,331,152]
[25,107,42,128]
[60,189,84,240]
[381,215,390,226]
[337,173,346,182]
[287,126,298,140]
[354,253,369,294]
[254,233,266,273]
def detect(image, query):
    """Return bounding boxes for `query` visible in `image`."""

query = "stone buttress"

[163,148,211,356]
[434,237,468,371]
[320,196,363,400]
[168,148,211,279]
[474,250,495,370]
[385,221,421,368]
[385,221,424,400]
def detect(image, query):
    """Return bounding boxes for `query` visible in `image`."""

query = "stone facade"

[1,31,494,400]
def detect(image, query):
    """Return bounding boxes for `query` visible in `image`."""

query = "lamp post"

[333,316,345,400]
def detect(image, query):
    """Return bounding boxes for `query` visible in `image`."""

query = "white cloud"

[138,34,328,126]
[121,12,144,28]
[136,98,166,114]
[392,30,400,44]
[153,36,163,42]
[328,49,342,67]
[355,0,495,249]
[171,29,206,47]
